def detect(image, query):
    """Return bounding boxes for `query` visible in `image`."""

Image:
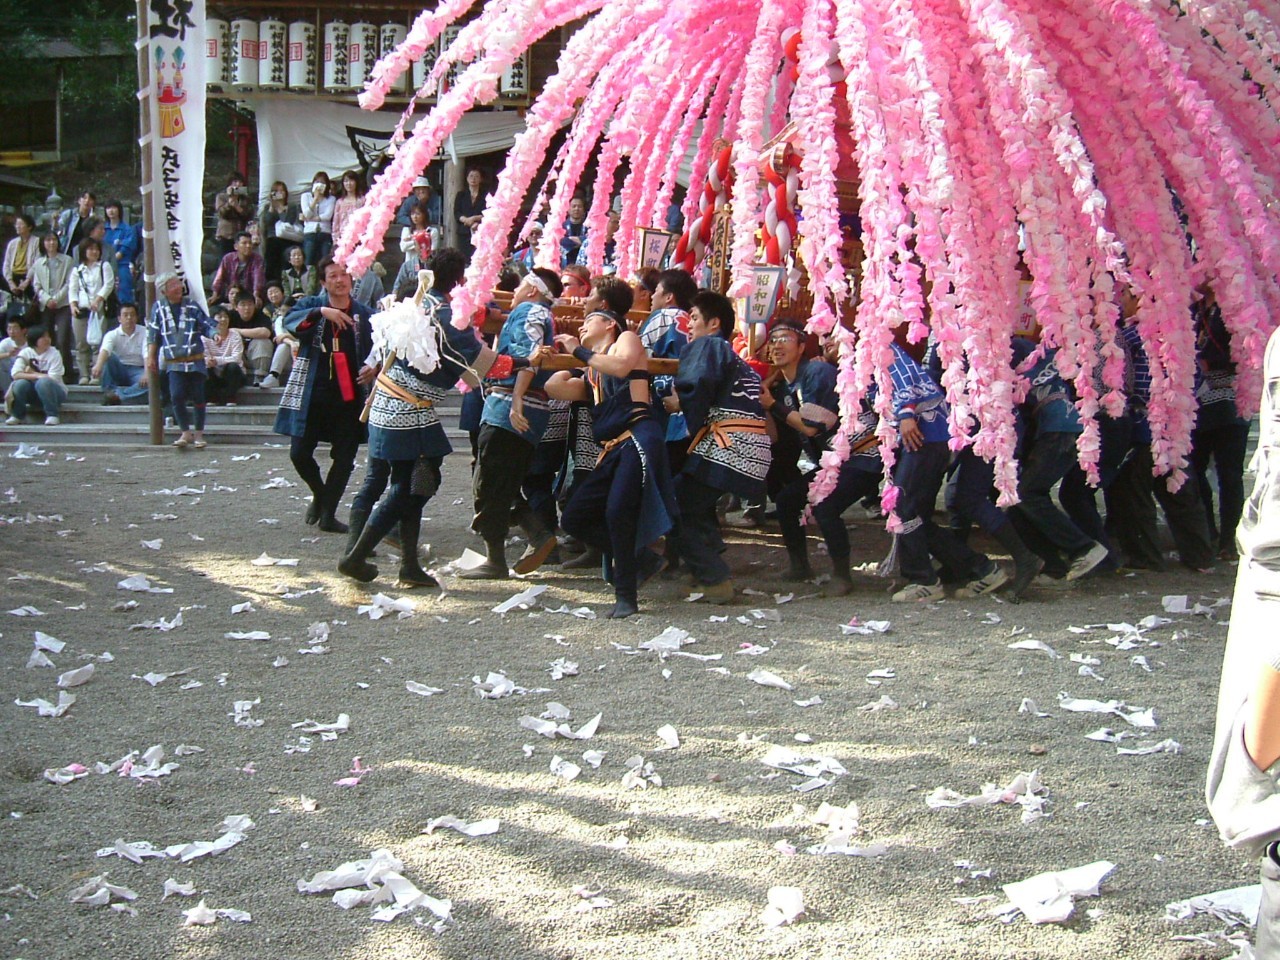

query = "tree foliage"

[0,0,137,105]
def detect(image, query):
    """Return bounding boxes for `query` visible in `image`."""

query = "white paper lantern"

[322,21,352,92]
[378,23,407,95]
[229,19,259,92]
[287,21,317,91]
[410,36,441,96]
[205,18,228,90]
[500,49,529,97]
[258,20,286,90]
[348,22,378,90]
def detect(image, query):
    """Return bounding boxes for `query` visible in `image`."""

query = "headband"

[525,272,552,300]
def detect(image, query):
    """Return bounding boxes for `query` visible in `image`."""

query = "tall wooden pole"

[136,0,163,444]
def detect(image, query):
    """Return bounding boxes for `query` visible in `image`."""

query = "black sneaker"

[101,392,122,406]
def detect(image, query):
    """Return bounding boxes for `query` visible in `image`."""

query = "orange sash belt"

[375,373,435,409]
[687,417,768,453]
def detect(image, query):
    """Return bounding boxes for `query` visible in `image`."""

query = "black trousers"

[561,440,647,606]
[1110,444,1215,570]
[1192,419,1251,552]
[674,474,731,586]
[472,423,538,545]
[289,400,361,512]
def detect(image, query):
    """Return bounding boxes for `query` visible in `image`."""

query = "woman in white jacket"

[31,232,76,378]
[68,238,115,384]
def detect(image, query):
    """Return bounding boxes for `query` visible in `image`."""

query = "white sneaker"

[44,416,60,426]
[260,373,280,389]
[954,564,1009,599]
[892,580,946,603]
[1067,542,1108,581]
[5,416,20,426]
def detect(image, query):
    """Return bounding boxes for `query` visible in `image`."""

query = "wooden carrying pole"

[136,0,163,445]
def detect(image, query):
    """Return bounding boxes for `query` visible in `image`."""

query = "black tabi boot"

[396,515,438,588]
[822,555,854,597]
[338,520,385,583]
[994,522,1045,600]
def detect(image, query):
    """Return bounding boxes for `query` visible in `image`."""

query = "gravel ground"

[0,441,1258,959]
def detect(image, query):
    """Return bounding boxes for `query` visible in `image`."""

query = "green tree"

[0,0,136,105]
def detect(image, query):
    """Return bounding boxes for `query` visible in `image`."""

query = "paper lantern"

[379,23,407,95]
[205,18,228,91]
[410,36,440,97]
[287,21,317,91]
[322,21,351,92]
[258,20,286,90]
[229,19,258,93]
[348,22,378,90]
[500,50,529,97]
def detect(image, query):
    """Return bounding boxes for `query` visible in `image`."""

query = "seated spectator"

[231,292,275,385]
[5,325,66,425]
[280,245,318,305]
[395,176,442,228]
[202,307,247,405]
[0,317,29,397]
[260,281,297,390]
[211,231,267,308]
[93,303,149,405]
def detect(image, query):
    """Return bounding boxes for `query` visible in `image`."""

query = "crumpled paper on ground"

[297,848,451,924]
[926,771,1049,824]
[1165,884,1261,926]
[997,861,1115,923]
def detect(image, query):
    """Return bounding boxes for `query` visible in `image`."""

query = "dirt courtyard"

[0,440,1262,959]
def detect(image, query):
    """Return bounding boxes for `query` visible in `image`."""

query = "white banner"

[248,98,530,200]
[142,0,207,311]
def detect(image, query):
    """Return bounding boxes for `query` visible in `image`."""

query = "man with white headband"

[463,266,564,579]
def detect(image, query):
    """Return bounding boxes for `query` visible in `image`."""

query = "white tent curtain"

[248,98,529,199]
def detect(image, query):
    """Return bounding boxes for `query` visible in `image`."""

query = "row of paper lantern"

[205,20,529,96]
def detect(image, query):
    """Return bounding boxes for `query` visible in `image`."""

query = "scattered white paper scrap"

[1058,693,1156,728]
[639,627,694,654]
[298,849,452,924]
[44,763,90,785]
[655,724,680,750]
[291,714,350,736]
[68,874,138,906]
[858,695,899,713]
[549,658,579,680]
[1009,639,1061,659]
[805,801,889,857]
[11,443,46,460]
[621,755,662,789]
[117,575,173,594]
[760,744,847,791]
[1162,595,1191,613]
[841,618,892,636]
[259,476,296,489]
[251,553,300,567]
[162,878,197,900]
[224,630,271,641]
[926,771,1049,824]
[15,692,75,717]
[761,886,805,927]
[230,601,255,614]
[129,612,184,632]
[182,899,252,925]
[423,816,500,837]
[519,712,601,741]
[473,672,522,699]
[358,593,416,621]
[549,755,582,781]
[406,681,444,697]
[1116,738,1182,756]
[26,649,54,669]
[999,861,1115,924]
[747,668,793,691]
[33,631,64,653]
[1165,884,1261,926]
[582,749,606,768]
[1019,699,1051,718]
[9,605,46,617]
[794,695,823,708]
[493,584,547,614]
[140,538,163,550]
[866,668,896,684]
[229,699,262,727]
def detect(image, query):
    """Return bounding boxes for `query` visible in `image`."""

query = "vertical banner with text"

[142,0,207,311]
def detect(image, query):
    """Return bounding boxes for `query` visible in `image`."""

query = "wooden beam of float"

[537,353,679,375]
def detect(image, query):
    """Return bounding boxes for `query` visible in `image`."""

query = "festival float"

[336,0,1280,512]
